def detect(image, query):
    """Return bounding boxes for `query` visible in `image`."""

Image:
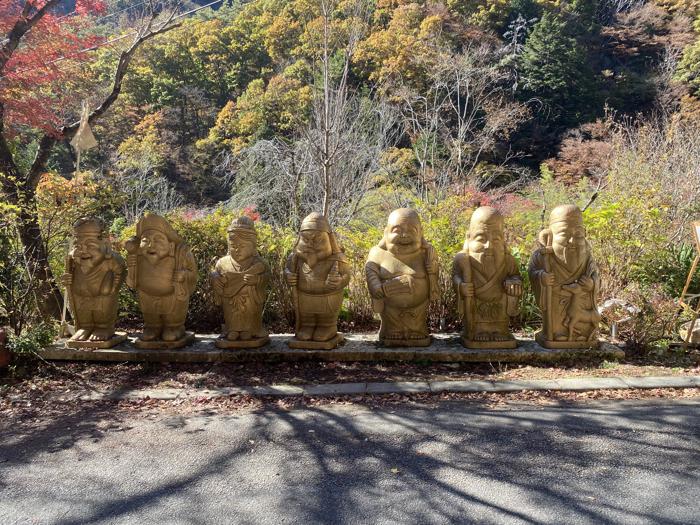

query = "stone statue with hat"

[529,204,601,348]
[284,212,350,349]
[61,217,127,348]
[210,216,270,348]
[125,213,198,348]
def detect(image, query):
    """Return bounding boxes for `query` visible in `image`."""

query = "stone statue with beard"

[285,213,350,349]
[529,205,601,348]
[62,218,127,348]
[211,216,270,348]
[453,207,522,348]
[365,208,439,347]
[125,213,198,348]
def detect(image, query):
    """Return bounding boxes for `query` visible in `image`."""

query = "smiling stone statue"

[125,213,198,348]
[529,205,601,348]
[62,218,127,348]
[365,208,439,347]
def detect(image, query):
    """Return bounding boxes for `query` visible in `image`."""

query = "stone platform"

[40,334,625,364]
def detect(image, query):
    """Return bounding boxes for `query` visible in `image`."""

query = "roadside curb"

[78,375,700,401]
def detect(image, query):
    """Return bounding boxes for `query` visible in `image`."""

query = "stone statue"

[285,212,350,349]
[210,217,270,349]
[529,205,601,348]
[125,213,197,348]
[61,218,127,348]
[365,208,439,347]
[453,207,522,349]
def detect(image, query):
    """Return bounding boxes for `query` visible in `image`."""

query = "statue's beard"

[297,247,331,268]
[556,244,585,267]
[142,251,166,265]
[471,250,504,276]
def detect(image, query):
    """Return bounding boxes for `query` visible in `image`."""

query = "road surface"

[1,400,698,524]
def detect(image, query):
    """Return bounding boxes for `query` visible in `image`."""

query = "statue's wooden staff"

[461,254,475,342]
[540,230,554,342]
[289,252,300,333]
[61,243,76,337]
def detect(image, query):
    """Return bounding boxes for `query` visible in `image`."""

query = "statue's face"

[468,220,505,267]
[551,220,587,263]
[74,234,106,271]
[385,214,422,255]
[228,233,256,261]
[296,229,332,265]
[139,229,173,264]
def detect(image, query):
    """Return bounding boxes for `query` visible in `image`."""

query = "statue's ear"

[538,229,552,247]
[169,242,175,257]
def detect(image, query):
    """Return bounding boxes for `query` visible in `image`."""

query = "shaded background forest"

[2,0,700,350]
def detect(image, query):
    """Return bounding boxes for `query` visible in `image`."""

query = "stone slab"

[40,334,625,364]
[556,377,629,391]
[366,381,431,394]
[215,336,270,349]
[619,376,700,389]
[287,333,344,350]
[303,383,367,396]
[66,333,127,349]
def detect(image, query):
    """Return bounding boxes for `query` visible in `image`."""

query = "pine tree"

[518,12,595,126]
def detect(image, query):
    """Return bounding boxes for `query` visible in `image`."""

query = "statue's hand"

[243,273,260,285]
[425,260,436,274]
[504,279,522,297]
[127,254,137,268]
[325,272,343,289]
[540,271,555,287]
[578,276,594,291]
[285,271,298,287]
[460,282,475,298]
[384,275,412,296]
[61,273,72,287]
[173,271,186,284]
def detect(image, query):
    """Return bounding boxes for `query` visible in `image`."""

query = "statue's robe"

[69,255,126,326]
[213,255,269,336]
[453,250,519,340]
[365,243,438,341]
[286,252,350,319]
[529,244,600,341]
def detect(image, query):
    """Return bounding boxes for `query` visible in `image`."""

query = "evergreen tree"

[518,12,596,127]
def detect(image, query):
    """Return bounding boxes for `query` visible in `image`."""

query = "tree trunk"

[17,202,64,320]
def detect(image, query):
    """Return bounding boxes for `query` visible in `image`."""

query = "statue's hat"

[300,212,331,232]
[550,205,583,225]
[137,213,182,243]
[227,216,256,233]
[73,217,104,237]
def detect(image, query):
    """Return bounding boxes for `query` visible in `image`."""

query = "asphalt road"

[1,400,698,524]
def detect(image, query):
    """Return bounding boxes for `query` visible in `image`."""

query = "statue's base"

[379,336,432,348]
[288,333,344,350]
[134,332,195,350]
[66,333,127,350]
[215,335,269,349]
[460,336,518,349]
[535,330,599,350]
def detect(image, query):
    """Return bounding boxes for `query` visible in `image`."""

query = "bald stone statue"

[125,213,198,348]
[365,208,439,347]
[529,205,601,348]
[453,207,522,348]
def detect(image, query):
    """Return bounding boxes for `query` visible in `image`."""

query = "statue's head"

[383,208,423,255]
[548,205,588,263]
[466,206,505,267]
[295,212,339,266]
[136,213,180,265]
[227,216,257,262]
[72,218,110,272]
